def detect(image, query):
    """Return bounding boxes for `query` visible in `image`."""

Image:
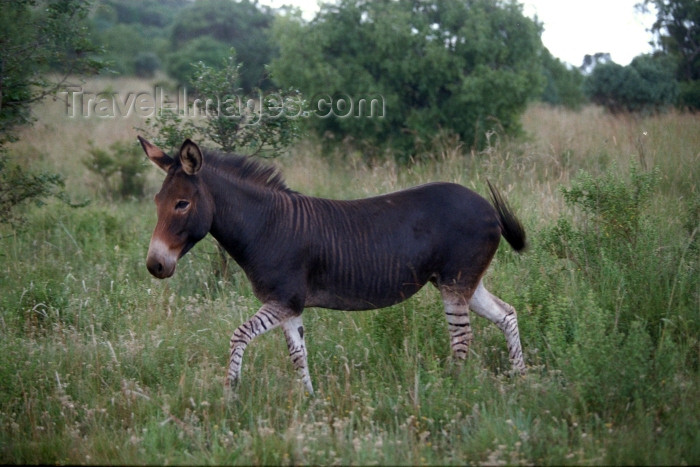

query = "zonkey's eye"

[175,200,190,210]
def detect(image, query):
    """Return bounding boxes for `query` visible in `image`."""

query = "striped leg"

[440,289,474,360]
[226,302,290,388]
[468,281,526,373]
[282,315,314,395]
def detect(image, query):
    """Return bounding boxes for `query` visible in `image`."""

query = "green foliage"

[142,108,197,156]
[91,0,184,76]
[678,78,700,109]
[83,141,149,200]
[560,164,659,242]
[168,0,276,92]
[0,0,103,229]
[369,297,451,368]
[0,0,104,144]
[133,52,161,78]
[164,36,231,89]
[644,0,699,83]
[585,55,678,113]
[93,24,159,76]
[190,55,303,155]
[271,0,545,161]
[91,0,276,89]
[540,49,586,109]
[541,164,697,345]
[0,154,66,228]
[94,0,187,28]
[144,52,303,157]
[142,108,197,155]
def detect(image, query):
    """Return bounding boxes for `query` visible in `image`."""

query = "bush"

[0,153,67,228]
[585,55,678,113]
[165,36,231,88]
[144,52,303,156]
[540,49,585,109]
[83,141,149,200]
[559,164,659,243]
[271,0,544,161]
[133,52,161,78]
[540,164,698,345]
[168,0,276,92]
[677,79,700,110]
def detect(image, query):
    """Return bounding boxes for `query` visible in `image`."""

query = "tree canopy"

[168,0,277,91]
[271,0,545,160]
[91,0,184,76]
[541,49,585,110]
[642,0,700,108]
[0,0,104,144]
[585,54,678,113]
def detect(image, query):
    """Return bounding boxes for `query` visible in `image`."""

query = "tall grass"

[1,78,698,464]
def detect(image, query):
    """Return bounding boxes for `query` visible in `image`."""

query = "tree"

[0,0,103,227]
[584,54,677,113]
[165,36,232,88]
[91,0,186,76]
[143,51,303,156]
[0,0,103,143]
[642,0,700,108]
[95,23,161,75]
[541,49,585,109]
[95,0,188,28]
[168,0,276,92]
[580,53,613,75]
[271,0,544,161]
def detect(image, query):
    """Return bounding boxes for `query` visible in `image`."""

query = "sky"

[259,0,658,67]
[521,0,656,66]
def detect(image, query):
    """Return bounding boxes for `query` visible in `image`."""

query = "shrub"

[541,164,698,345]
[677,79,700,110]
[165,36,231,89]
[144,52,303,156]
[559,164,659,243]
[168,0,276,92]
[83,141,149,200]
[133,52,161,78]
[271,0,544,161]
[540,49,586,109]
[0,153,67,228]
[585,55,678,113]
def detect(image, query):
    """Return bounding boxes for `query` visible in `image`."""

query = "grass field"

[1,76,698,465]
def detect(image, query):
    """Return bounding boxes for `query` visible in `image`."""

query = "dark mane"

[203,149,292,193]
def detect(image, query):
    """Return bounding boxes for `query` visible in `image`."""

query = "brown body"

[140,137,527,395]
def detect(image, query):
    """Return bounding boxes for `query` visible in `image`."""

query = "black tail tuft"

[486,180,527,252]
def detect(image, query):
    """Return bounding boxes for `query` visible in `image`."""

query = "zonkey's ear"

[179,139,203,175]
[138,136,174,172]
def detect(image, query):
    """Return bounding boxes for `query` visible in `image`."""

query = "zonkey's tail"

[486,180,527,252]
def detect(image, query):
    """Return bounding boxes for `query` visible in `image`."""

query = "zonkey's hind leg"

[227,302,291,388]
[468,281,526,373]
[439,288,474,360]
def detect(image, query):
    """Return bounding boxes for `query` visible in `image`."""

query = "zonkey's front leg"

[226,302,313,394]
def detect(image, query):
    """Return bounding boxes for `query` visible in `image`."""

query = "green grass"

[1,79,699,464]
